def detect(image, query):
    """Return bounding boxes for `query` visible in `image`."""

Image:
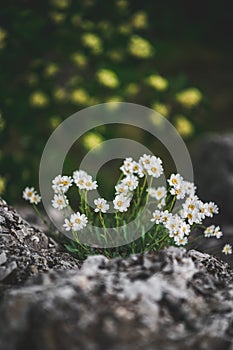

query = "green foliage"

[0,0,205,202]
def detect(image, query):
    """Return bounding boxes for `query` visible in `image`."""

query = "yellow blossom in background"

[105,96,122,103]
[0,176,6,195]
[98,21,112,32]
[44,63,59,77]
[71,53,87,67]
[80,21,94,31]
[71,15,82,27]
[152,103,169,117]
[96,69,120,89]
[53,87,66,101]
[51,0,70,9]
[108,50,124,63]
[50,12,66,24]
[175,115,194,137]
[116,0,128,11]
[30,91,49,107]
[27,74,38,86]
[146,74,168,91]
[70,88,89,105]
[128,35,154,58]
[0,112,5,130]
[0,27,7,49]
[118,24,132,35]
[125,83,140,96]
[81,33,102,54]
[83,133,103,150]
[50,116,62,129]
[131,11,148,29]
[176,88,202,108]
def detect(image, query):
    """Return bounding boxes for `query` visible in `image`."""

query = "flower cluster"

[22,154,232,258]
[22,187,41,205]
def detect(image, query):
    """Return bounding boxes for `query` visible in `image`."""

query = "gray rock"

[0,197,80,286]
[0,247,233,350]
[192,133,233,267]
[192,133,233,226]
[0,197,233,350]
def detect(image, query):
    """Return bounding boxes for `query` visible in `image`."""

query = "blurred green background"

[0,0,232,202]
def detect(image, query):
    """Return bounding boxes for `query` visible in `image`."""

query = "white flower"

[70,212,88,231]
[83,178,98,191]
[113,194,131,212]
[179,222,191,236]
[30,193,41,205]
[73,170,90,189]
[145,157,163,178]
[139,154,153,168]
[212,226,223,239]
[22,187,36,201]
[122,175,138,191]
[174,235,188,246]
[222,244,232,255]
[185,209,201,225]
[94,198,109,213]
[115,183,129,195]
[157,197,166,209]
[204,225,215,237]
[206,202,219,217]
[52,194,69,210]
[139,154,162,169]
[120,157,134,175]
[22,187,41,205]
[183,181,196,196]
[52,175,73,193]
[198,201,209,219]
[165,214,182,237]
[160,210,172,224]
[151,210,162,224]
[147,186,166,200]
[170,186,186,200]
[168,173,183,188]
[131,161,145,177]
[63,218,74,231]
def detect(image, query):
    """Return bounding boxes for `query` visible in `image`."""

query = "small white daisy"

[222,244,232,255]
[115,183,129,195]
[174,235,188,246]
[167,173,183,188]
[52,194,69,210]
[94,198,109,213]
[63,218,74,231]
[151,210,162,224]
[206,202,219,217]
[113,194,131,212]
[70,212,88,231]
[122,175,138,191]
[22,187,36,201]
[204,225,215,238]
[212,226,223,239]
[30,193,41,205]
[52,175,73,193]
[73,170,90,189]
[120,157,134,175]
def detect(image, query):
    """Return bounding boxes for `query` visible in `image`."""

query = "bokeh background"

[0,0,232,203]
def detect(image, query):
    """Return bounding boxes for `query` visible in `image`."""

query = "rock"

[192,133,233,226]
[0,247,233,350]
[0,197,80,286]
[192,133,233,267]
[0,197,233,350]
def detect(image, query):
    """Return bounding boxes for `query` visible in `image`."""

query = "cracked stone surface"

[0,197,233,350]
[0,197,80,287]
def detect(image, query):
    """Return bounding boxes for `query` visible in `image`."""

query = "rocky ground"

[0,197,233,350]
